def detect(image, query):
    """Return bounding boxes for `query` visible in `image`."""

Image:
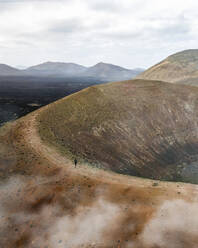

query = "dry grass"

[137,49,198,84]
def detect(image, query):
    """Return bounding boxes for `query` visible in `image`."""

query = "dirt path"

[2,103,198,248]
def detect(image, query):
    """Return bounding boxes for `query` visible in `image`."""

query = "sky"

[0,0,198,69]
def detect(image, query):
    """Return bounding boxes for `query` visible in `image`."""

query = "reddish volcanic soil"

[1,80,198,247]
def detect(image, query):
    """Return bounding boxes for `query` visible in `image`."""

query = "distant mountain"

[25,62,87,77]
[136,49,198,85]
[24,61,144,81]
[0,61,144,81]
[82,62,144,81]
[0,64,21,76]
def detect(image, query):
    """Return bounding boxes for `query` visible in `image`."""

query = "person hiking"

[74,158,78,168]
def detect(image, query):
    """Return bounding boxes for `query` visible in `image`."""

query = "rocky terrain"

[1,79,198,247]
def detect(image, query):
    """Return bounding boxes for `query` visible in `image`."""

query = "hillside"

[1,79,198,247]
[82,62,142,81]
[24,61,143,81]
[0,75,105,127]
[0,61,143,81]
[137,49,198,85]
[0,63,21,76]
[38,79,198,183]
[25,61,87,77]
[0,61,143,126]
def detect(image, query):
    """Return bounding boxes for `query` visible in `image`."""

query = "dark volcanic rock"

[0,76,105,126]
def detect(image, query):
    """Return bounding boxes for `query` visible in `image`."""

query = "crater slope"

[137,49,198,85]
[38,79,198,183]
[1,79,198,247]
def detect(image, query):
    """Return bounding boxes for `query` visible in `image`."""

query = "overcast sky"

[0,0,198,69]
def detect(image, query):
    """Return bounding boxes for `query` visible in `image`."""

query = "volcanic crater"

[37,79,198,184]
[2,78,198,248]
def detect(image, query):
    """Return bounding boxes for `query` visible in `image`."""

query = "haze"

[0,0,198,69]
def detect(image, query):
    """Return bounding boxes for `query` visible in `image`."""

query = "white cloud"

[0,0,197,68]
